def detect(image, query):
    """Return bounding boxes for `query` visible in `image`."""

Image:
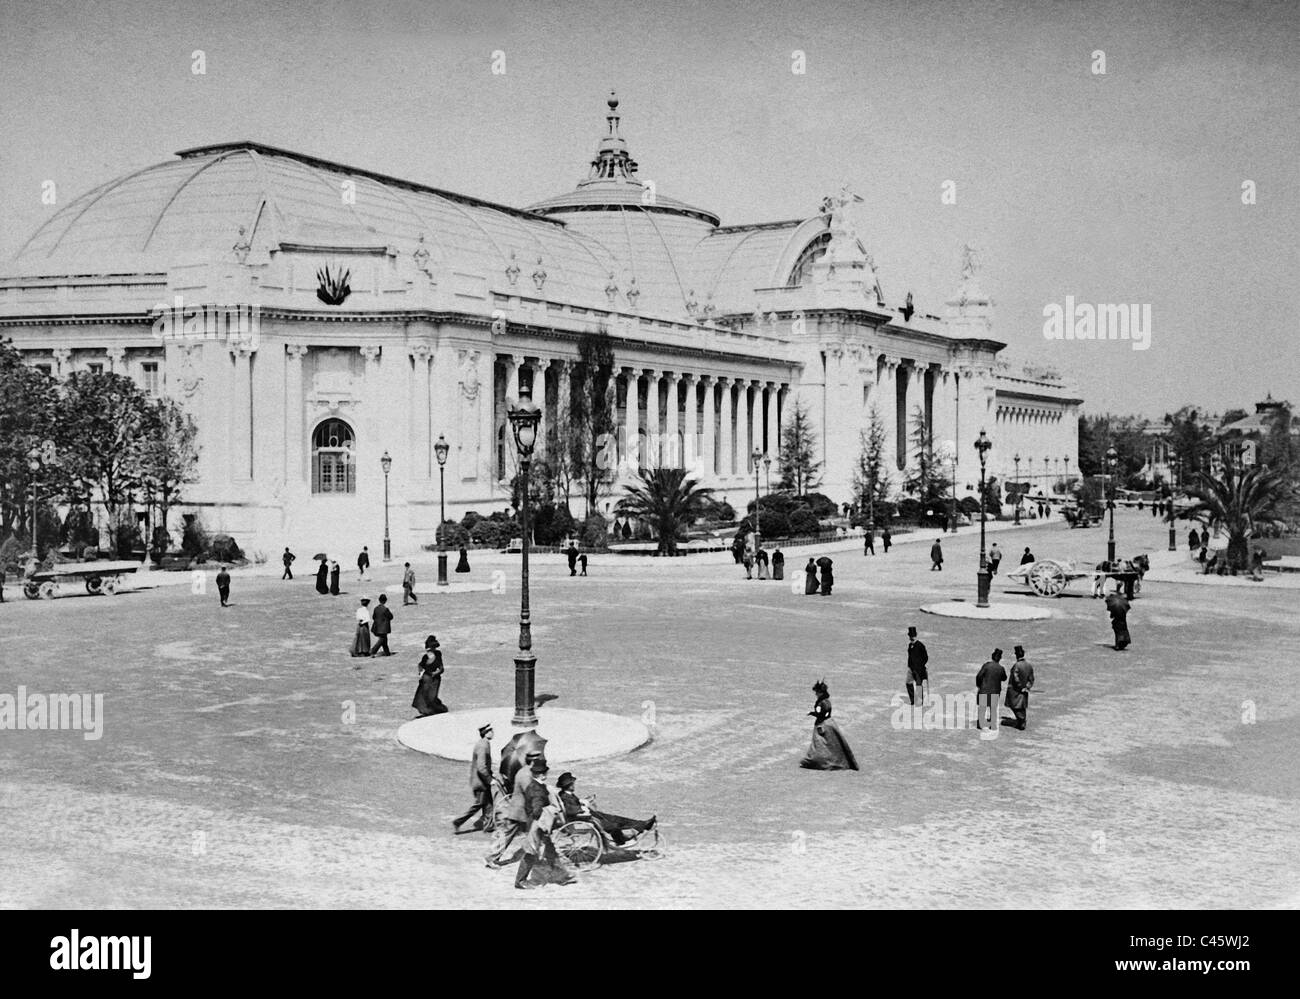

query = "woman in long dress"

[455,545,471,573]
[772,549,785,581]
[350,598,372,657]
[800,680,859,771]
[804,558,819,594]
[412,635,447,716]
[329,560,341,596]
[756,547,769,580]
[315,558,330,594]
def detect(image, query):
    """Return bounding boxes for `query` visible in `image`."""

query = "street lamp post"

[1106,445,1118,564]
[1044,454,1050,495]
[763,455,772,500]
[1064,455,1070,491]
[1013,453,1021,525]
[752,448,764,554]
[27,445,41,556]
[507,386,543,728]
[975,429,992,607]
[949,454,958,534]
[380,451,393,562]
[435,434,450,585]
[1167,453,1178,552]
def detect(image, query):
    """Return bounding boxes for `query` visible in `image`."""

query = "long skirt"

[412,673,446,715]
[773,563,784,581]
[1111,615,1131,649]
[800,719,859,771]
[455,550,471,573]
[350,622,371,657]
[758,562,769,580]
[315,568,329,594]
[820,571,834,595]
[329,570,340,595]
[805,572,819,594]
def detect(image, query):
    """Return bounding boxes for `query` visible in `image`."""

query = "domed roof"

[526,94,720,227]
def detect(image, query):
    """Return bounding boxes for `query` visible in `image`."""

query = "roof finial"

[587,91,636,182]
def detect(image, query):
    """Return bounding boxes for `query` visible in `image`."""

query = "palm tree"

[616,468,715,555]
[1179,465,1295,570]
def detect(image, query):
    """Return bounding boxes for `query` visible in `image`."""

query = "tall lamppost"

[380,451,393,562]
[1013,453,1022,525]
[1105,444,1118,564]
[752,448,764,554]
[1064,455,1070,490]
[949,452,958,534]
[27,445,42,555]
[763,454,772,499]
[507,386,542,728]
[1044,454,1050,495]
[1167,452,1178,552]
[435,434,450,585]
[975,430,993,607]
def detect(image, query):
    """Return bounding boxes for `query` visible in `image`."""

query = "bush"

[460,511,484,533]
[470,519,508,548]
[114,522,140,559]
[581,515,610,550]
[207,533,245,563]
[897,497,923,522]
[801,492,839,518]
[438,521,469,548]
[182,516,207,557]
[757,510,790,539]
[699,497,735,522]
[788,508,821,536]
[532,505,576,547]
[959,496,983,515]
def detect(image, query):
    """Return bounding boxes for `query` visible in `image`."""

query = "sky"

[1,0,1296,419]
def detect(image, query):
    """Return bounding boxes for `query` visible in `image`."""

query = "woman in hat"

[412,635,447,716]
[756,546,769,580]
[804,557,819,594]
[816,555,834,594]
[771,548,785,581]
[315,557,330,595]
[350,598,372,658]
[800,680,859,771]
[455,544,471,573]
[328,560,341,596]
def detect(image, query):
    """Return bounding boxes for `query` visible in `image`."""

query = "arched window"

[786,232,832,287]
[312,418,356,494]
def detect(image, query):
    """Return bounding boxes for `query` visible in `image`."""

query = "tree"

[1180,465,1295,571]
[565,327,617,518]
[904,405,949,510]
[852,404,891,526]
[1259,402,1297,475]
[0,338,58,541]
[1163,407,1214,478]
[778,399,821,495]
[616,467,714,555]
[138,397,200,546]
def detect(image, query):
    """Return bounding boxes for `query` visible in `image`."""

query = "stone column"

[718,377,733,478]
[505,353,521,401]
[285,344,308,485]
[763,382,777,460]
[409,344,432,481]
[230,341,256,481]
[664,373,681,469]
[679,373,697,474]
[622,369,639,476]
[698,376,716,480]
[747,380,762,470]
[644,368,660,469]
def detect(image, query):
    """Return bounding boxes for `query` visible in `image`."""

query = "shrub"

[532,505,576,547]
[757,510,790,538]
[700,497,735,522]
[182,516,207,557]
[959,496,982,515]
[788,508,821,536]
[801,492,839,518]
[114,522,140,559]
[460,511,484,532]
[207,533,245,563]
[581,515,610,550]
[470,519,508,548]
[897,497,923,522]
[438,521,469,548]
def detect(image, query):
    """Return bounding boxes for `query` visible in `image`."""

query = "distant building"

[0,95,1080,552]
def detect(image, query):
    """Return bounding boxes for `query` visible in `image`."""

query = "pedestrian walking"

[315,556,329,594]
[370,593,393,656]
[453,723,495,833]
[1105,592,1131,651]
[906,626,929,706]
[1004,645,1035,730]
[1020,547,1035,565]
[804,557,819,594]
[412,635,446,715]
[281,547,296,580]
[882,527,892,553]
[975,648,1007,730]
[987,542,1002,576]
[578,553,588,576]
[1188,528,1200,551]
[816,555,834,594]
[215,565,231,607]
[486,750,544,868]
[799,680,859,771]
[756,546,769,580]
[402,562,418,605]
[329,560,341,595]
[772,549,785,581]
[930,538,944,571]
[514,762,575,889]
[864,530,875,555]
[455,545,471,573]
[357,546,370,581]
[350,598,372,657]
[566,542,579,576]
[742,540,755,579]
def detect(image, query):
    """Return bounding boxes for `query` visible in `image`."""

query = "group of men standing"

[903,626,1037,731]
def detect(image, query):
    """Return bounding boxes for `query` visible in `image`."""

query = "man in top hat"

[975,648,1007,730]
[513,758,574,888]
[486,750,545,868]
[1003,646,1035,730]
[453,723,495,833]
[906,626,929,706]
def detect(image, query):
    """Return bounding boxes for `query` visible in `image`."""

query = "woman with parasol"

[314,554,329,594]
[816,555,834,594]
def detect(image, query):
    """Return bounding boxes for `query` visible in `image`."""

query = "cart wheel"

[85,575,104,595]
[39,581,57,600]
[1027,561,1066,598]
[552,822,604,871]
[23,582,41,600]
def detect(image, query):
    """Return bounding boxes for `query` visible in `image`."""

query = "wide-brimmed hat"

[425,635,439,649]
[360,598,370,605]
[478,723,493,737]
[557,771,576,787]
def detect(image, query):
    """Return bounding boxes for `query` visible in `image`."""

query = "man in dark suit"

[356,546,370,580]
[369,594,393,656]
[975,648,1007,730]
[514,760,572,889]
[905,626,929,706]
[215,565,231,607]
[281,547,295,580]
[1020,547,1035,565]
[930,538,944,570]
[453,723,494,833]
[566,543,579,576]
[1003,645,1035,730]
[486,751,544,868]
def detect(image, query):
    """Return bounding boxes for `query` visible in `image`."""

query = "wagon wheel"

[39,581,58,600]
[85,575,104,595]
[101,577,120,596]
[23,581,41,600]
[1027,560,1067,597]
[552,821,604,871]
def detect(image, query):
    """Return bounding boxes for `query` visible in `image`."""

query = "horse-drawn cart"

[1006,556,1147,598]
[22,560,141,600]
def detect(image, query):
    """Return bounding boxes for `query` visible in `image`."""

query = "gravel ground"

[1,508,1297,909]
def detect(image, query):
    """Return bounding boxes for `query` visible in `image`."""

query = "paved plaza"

[2,509,1298,909]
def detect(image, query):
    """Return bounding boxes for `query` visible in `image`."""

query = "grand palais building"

[0,95,1081,554]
